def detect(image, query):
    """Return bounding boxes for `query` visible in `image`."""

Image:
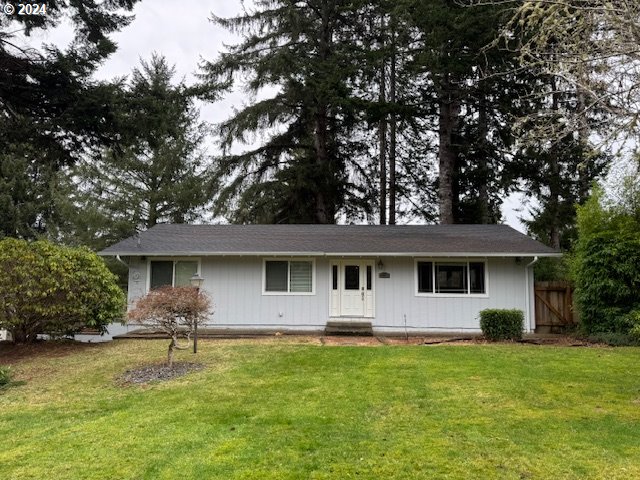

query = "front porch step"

[325,321,373,337]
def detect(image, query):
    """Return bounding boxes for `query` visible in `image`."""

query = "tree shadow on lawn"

[0,339,103,365]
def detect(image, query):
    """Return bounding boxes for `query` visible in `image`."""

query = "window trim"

[146,257,202,292]
[414,258,489,298]
[262,258,316,296]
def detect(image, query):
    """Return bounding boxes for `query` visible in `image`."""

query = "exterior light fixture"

[190,273,204,353]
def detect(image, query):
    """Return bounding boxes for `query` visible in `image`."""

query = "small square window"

[436,264,468,294]
[290,261,312,293]
[150,261,173,289]
[265,261,288,292]
[175,261,198,287]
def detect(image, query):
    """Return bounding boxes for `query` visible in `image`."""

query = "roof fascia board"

[99,251,562,258]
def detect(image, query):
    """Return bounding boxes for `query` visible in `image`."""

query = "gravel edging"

[117,362,204,385]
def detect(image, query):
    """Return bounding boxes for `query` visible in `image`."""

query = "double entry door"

[330,260,374,318]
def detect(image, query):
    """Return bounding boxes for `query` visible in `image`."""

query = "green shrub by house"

[480,309,524,341]
[572,185,640,336]
[0,239,126,343]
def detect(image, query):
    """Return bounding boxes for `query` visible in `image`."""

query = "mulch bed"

[117,362,204,385]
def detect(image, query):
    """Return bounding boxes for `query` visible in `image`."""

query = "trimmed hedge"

[480,309,524,341]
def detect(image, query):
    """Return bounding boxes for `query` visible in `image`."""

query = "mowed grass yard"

[0,338,639,480]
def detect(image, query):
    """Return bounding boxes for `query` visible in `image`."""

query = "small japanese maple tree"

[128,286,212,367]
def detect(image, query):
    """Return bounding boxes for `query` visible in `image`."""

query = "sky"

[31,0,529,231]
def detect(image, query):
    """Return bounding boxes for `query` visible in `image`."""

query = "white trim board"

[102,251,561,258]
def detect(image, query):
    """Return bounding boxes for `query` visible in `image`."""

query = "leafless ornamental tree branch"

[128,287,212,367]
[464,0,640,153]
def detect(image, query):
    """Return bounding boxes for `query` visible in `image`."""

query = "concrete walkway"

[114,327,569,343]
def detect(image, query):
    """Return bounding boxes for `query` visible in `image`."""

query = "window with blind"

[264,259,314,294]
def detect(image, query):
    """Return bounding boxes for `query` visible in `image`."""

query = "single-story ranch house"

[98,224,559,338]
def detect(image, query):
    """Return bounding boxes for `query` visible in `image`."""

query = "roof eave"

[99,251,562,258]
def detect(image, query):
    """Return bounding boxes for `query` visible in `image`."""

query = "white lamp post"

[190,273,204,354]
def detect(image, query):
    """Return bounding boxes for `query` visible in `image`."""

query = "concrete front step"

[325,321,373,337]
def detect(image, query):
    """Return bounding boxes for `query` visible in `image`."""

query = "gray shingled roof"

[99,224,559,257]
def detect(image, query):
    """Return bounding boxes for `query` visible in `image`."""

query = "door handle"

[361,287,364,300]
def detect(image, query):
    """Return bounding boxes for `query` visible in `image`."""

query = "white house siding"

[200,256,330,331]
[106,255,535,338]
[372,257,533,334]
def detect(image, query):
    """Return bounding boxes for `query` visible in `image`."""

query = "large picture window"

[416,260,486,296]
[264,259,314,294]
[150,260,199,290]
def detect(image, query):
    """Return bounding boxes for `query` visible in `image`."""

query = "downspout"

[115,255,129,268]
[525,256,539,333]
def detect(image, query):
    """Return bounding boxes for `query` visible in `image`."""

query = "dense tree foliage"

[572,181,640,335]
[0,239,125,343]
[0,0,140,239]
[53,55,211,250]
[0,0,625,257]
[201,0,609,232]
[199,1,371,224]
[402,0,524,224]
[473,0,640,149]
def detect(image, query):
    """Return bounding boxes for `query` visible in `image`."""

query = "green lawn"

[0,338,639,479]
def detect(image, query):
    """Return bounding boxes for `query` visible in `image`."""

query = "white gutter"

[525,256,539,333]
[100,251,562,258]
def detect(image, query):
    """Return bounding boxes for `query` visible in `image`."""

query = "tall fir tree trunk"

[148,203,158,228]
[379,15,388,225]
[388,25,397,225]
[477,98,490,224]
[438,75,459,225]
[313,4,334,224]
[313,108,331,224]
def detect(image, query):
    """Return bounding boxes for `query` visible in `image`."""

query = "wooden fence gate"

[534,281,578,333]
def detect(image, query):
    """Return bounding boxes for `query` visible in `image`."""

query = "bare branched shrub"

[128,287,212,367]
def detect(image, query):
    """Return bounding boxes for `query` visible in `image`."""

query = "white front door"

[341,263,365,316]
[331,260,374,318]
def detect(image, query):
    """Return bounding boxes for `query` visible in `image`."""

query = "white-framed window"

[148,259,200,290]
[415,259,487,296]
[263,258,315,295]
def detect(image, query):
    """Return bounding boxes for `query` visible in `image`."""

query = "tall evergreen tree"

[350,0,438,224]
[53,55,211,250]
[0,0,140,238]
[200,0,372,224]
[513,80,610,250]
[405,0,523,224]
